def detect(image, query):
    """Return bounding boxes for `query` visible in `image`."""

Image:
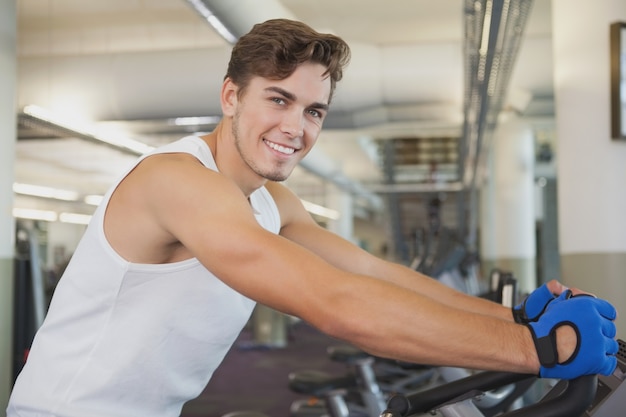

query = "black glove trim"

[512,306,525,324]
[527,323,558,368]
[513,289,558,324]
[527,321,581,368]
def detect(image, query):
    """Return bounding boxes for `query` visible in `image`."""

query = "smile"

[264,139,296,155]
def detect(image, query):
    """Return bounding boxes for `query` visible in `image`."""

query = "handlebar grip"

[500,374,597,417]
[383,371,536,416]
[382,371,597,417]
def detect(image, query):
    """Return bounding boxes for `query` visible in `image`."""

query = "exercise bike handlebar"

[381,370,598,417]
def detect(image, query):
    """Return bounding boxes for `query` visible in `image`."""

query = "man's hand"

[526,291,618,379]
[513,283,556,323]
[512,280,591,324]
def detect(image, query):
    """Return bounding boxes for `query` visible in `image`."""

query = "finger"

[605,337,619,356]
[569,287,595,297]
[591,298,618,320]
[601,318,617,339]
[599,356,617,376]
[554,290,573,302]
[546,280,567,295]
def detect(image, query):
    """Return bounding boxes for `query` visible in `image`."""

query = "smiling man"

[7,18,618,417]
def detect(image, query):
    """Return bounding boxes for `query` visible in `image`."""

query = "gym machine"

[381,338,626,417]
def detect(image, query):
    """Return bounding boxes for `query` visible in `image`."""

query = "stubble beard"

[232,110,292,182]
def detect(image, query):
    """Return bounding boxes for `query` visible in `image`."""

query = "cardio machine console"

[582,338,626,416]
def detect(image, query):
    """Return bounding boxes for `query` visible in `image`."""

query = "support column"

[480,114,536,294]
[325,183,355,242]
[536,177,561,285]
[552,0,626,337]
[0,0,17,408]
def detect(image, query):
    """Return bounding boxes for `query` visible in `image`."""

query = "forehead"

[249,62,331,105]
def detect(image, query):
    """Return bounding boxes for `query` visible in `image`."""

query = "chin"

[264,174,289,182]
[260,164,296,182]
[261,168,292,182]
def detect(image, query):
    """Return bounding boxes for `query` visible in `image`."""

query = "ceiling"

[13,0,556,224]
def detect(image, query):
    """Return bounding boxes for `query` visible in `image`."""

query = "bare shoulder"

[105,152,253,263]
[264,181,297,207]
[264,181,312,227]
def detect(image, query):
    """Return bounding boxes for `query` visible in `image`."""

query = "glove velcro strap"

[526,324,559,368]
[513,285,560,324]
[512,307,525,324]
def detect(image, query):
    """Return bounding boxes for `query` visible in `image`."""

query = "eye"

[271,97,286,105]
[307,109,323,119]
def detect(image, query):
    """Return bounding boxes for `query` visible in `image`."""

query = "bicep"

[148,164,346,317]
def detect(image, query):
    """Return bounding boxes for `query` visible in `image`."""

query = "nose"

[280,108,305,138]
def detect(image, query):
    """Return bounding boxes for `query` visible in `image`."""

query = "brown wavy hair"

[226,18,351,104]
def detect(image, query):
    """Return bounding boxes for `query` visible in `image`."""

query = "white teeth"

[265,140,295,155]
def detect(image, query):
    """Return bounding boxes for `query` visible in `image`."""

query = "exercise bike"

[225,338,625,417]
[287,273,528,417]
[381,338,626,417]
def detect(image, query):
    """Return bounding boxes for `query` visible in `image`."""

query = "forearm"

[280,220,513,322]
[319,273,539,374]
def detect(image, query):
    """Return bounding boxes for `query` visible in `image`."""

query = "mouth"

[263,139,296,155]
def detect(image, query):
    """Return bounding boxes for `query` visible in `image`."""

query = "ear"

[221,78,238,117]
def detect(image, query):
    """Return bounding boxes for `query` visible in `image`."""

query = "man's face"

[230,62,331,182]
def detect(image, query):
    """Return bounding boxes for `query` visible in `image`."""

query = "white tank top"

[8,136,281,417]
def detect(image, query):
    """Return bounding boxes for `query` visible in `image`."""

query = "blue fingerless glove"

[526,291,619,379]
[513,283,555,323]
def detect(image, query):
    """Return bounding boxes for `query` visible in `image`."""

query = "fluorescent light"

[23,104,95,137]
[185,0,238,44]
[206,15,238,44]
[479,1,493,58]
[59,212,92,225]
[301,199,341,220]
[13,208,92,225]
[172,116,221,126]
[22,104,155,156]
[14,182,80,201]
[13,208,58,222]
[84,194,104,206]
[93,129,154,155]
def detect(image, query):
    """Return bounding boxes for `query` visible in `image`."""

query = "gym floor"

[181,320,345,417]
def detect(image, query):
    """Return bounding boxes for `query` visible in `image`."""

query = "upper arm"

[265,181,383,276]
[137,157,353,322]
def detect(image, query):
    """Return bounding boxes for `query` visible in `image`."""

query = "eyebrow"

[265,86,329,112]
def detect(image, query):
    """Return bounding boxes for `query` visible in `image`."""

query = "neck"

[200,122,267,198]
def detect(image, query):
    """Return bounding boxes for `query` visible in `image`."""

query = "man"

[8,18,618,417]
